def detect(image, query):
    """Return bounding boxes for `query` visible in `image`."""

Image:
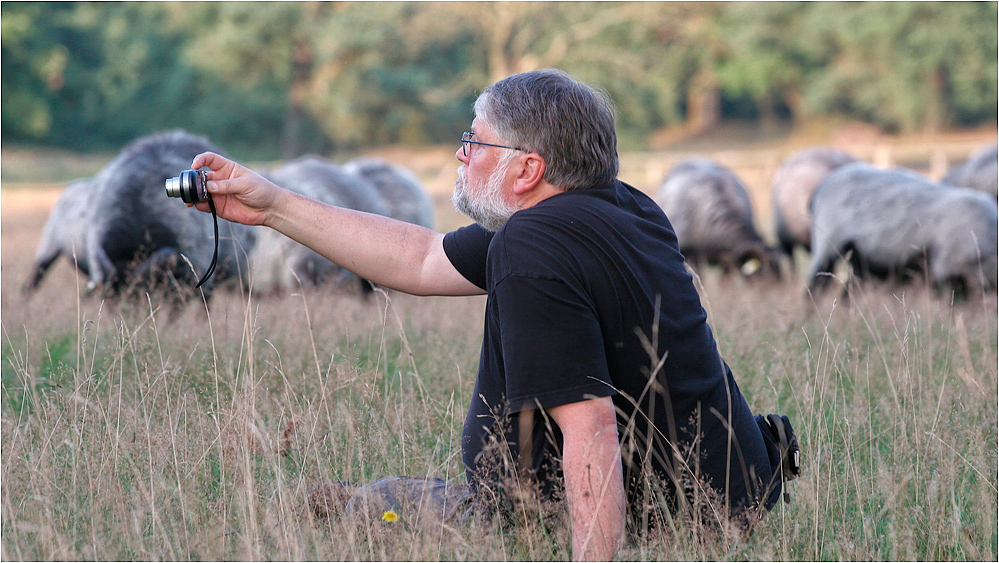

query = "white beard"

[452,160,519,232]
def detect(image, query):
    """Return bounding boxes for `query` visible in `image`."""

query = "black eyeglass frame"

[460,131,527,157]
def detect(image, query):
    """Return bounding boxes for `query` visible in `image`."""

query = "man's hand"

[190,152,285,227]
[548,396,626,561]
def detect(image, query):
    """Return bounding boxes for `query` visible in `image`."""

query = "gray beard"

[452,164,519,232]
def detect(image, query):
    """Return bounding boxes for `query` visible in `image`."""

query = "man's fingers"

[206,178,227,195]
[190,152,210,170]
[191,151,224,171]
[209,180,243,199]
[191,152,218,170]
[206,176,250,196]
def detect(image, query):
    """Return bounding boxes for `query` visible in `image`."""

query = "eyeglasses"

[460,131,527,157]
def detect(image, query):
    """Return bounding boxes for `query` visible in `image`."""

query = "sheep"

[942,144,998,199]
[808,162,998,297]
[85,130,257,301]
[251,156,389,294]
[771,147,857,265]
[655,158,780,278]
[343,157,435,228]
[24,177,97,292]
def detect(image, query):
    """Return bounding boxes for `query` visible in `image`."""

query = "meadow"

[2,138,997,560]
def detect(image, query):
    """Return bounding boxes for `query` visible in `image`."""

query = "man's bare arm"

[548,396,626,561]
[265,192,478,296]
[190,151,482,296]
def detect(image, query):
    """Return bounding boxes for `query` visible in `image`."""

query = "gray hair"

[474,69,619,191]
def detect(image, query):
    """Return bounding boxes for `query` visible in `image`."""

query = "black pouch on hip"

[756,413,801,504]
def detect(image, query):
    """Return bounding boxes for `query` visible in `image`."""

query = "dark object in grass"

[307,480,358,520]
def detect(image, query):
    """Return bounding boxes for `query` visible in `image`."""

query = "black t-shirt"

[443,179,778,516]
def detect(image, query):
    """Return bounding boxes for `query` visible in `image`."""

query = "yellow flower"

[381,510,400,523]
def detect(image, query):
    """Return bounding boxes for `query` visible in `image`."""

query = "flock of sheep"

[655,144,998,298]
[24,129,998,309]
[24,130,434,305]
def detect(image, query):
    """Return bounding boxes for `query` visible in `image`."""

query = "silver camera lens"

[165,169,209,203]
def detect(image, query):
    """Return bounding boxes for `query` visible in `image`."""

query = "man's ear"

[512,153,546,196]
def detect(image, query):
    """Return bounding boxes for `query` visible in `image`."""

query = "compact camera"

[165,169,210,203]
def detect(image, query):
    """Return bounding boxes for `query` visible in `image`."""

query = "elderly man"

[189,69,793,560]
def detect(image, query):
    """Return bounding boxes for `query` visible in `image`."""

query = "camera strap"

[195,195,219,289]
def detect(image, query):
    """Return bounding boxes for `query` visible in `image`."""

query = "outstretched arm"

[189,152,483,296]
[548,396,626,561]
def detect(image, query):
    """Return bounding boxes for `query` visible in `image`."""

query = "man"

[189,69,787,561]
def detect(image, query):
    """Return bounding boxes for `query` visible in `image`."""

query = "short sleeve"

[443,223,493,291]
[494,273,616,412]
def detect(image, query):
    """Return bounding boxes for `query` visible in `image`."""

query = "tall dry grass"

[3,168,997,560]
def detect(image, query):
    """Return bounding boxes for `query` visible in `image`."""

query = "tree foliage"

[2,1,996,158]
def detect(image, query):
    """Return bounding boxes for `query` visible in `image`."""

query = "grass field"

[2,138,997,560]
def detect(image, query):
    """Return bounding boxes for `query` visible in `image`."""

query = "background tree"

[798,1,998,134]
[716,2,817,129]
[2,2,996,158]
[173,2,330,158]
[1,2,70,141]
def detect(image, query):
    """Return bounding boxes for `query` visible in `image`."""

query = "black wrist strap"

[195,195,219,289]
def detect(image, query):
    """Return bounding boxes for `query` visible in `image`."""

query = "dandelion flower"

[382,510,400,523]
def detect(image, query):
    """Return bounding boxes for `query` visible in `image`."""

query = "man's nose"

[456,145,469,163]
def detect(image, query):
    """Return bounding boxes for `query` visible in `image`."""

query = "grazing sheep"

[942,144,998,199]
[655,158,780,278]
[343,157,435,228]
[771,147,857,263]
[251,156,389,294]
[808,162,998,297]
[24,177,97,292]
[85,130,257,300]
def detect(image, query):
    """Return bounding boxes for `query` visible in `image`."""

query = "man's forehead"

[470,117,492,136]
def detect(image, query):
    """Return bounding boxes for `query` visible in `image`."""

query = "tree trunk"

[487,4,520,82]
[784,87,807,129]
[685,70,720,135]
[758,93,779,133]
[282,39,312,159]
[921,67,948,136]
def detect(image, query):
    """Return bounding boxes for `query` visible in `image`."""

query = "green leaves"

[2,2,996,156]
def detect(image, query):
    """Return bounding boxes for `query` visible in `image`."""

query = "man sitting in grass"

[187,68,793,561]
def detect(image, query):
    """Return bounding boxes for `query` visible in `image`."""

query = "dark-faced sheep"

[24,177,97,292]
[942,144,998,199]
[251,156,389,294]
[655,158,780,278]
[343,157,435,229]
[771,147,856,264]
[85,130,257,301]
[808,162,998,297]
